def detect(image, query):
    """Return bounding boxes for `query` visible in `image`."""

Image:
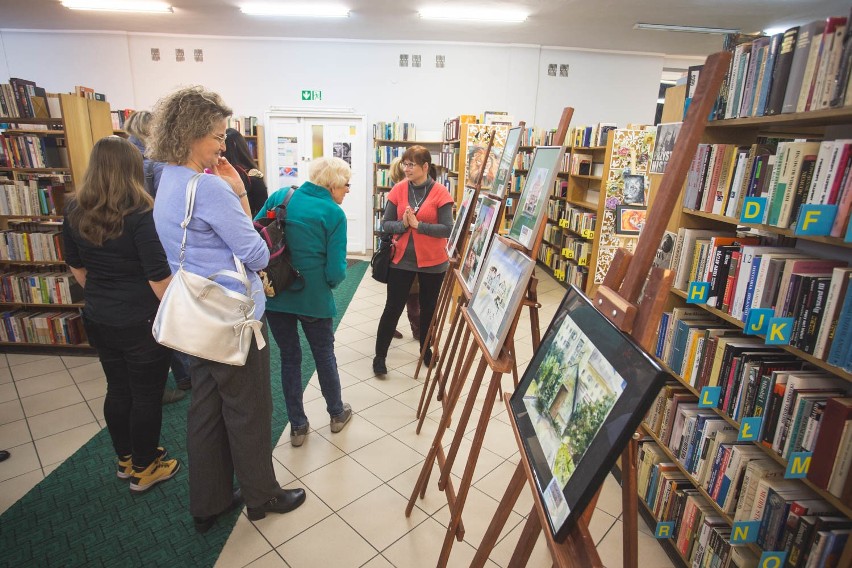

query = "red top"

[388,180,454,268]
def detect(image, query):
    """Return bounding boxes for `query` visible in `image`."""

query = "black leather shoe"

[0,450,9,462]
[372,356,387,375]
[246,488,306,520]
[194,489,243,534]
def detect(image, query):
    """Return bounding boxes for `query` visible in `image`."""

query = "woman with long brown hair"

[62,136,179,493]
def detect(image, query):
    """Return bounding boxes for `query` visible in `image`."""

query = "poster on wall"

[509,286,668,541]
[277,136,299,186]
[333,142,352,165]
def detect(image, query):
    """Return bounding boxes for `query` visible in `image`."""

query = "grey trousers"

[187,322,280,515]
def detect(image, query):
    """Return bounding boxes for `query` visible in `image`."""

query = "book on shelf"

[0,270,83,305]
[373,121,417,141]
[227,115,257,137]
[110,109,135,131]
[0,309,87,345]
[807,397,852,494]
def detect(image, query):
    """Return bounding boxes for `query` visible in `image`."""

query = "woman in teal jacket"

[255,157,352,447]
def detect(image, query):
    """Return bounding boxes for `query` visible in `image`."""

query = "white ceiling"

[0,0,849,57]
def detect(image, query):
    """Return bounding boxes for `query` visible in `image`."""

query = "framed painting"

[459,195,502,293]
[446,185,476,257]
[467,237,535,359]
[507,146,562,250]
[614,205,646,235]
[490,126,523,199]
[509,285,668,541]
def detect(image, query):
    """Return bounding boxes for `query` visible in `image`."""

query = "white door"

[265,114,368,253]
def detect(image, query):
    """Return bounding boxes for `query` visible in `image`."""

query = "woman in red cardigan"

[373,146,454,375]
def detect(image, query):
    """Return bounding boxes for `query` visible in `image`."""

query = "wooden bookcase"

[245,124,265,174]
[638,106,852,566]
[371,129,442,249]
[0,93,112,350]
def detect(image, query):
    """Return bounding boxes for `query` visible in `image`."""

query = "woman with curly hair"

[62,136,179,492]
[149,86,305,532]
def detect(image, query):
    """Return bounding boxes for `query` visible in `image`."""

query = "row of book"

[443,115,476,142]
[375,169,395,187]
[374,145,407,165]
[0,79,61,119]
[668,232,851,362]
[0,228,64,262]
[536,243,587,288]
[73,85,106,102]
[651,317,852,497]
[372,191,387,210]
[0,134,70,170]
[0,270,83,305]
[684,138,852,236]
[228,115,258,137]
[707,11,852,121]
[109,109,135,131]
[0,179,67,216]
[0,309,87,345]
[439,146,460,173]
[639,438,851,567]
[519,127,558,147]
[568,123,616,148]
[541,221,592,264]
[373,121,418,141]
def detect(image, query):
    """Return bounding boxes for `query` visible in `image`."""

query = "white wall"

[0,30,665,132]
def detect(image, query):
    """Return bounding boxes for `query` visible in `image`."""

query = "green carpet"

[0,260,369,568]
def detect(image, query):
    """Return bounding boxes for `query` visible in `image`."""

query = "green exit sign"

[301,90,322,101]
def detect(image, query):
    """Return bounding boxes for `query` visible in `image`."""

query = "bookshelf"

[640,101,852,566]
[0,93,113,350]
[245,124,265,174]
[371,121,443,249]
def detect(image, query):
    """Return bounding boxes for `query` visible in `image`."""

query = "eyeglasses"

[345,183,351,188]
[402,162,420,169]
[210,133,226,144]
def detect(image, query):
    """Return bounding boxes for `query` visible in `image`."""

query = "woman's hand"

[211,157,244,195]
[404,207,419,230]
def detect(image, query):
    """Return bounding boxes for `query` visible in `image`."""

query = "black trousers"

[375,267,445,358]
[83,317,171,468]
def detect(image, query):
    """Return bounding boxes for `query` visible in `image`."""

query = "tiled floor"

[0,266,676,568]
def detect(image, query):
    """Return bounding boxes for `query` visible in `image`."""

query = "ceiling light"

[240,3,350,17]
[419,6,528,23]
[634,23,740,35]
[763,27,787,36]
[60,0,173,12]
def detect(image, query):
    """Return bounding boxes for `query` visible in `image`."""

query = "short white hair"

[309,157,351,190]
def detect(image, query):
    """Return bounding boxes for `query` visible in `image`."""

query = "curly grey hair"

[147,86,232,164]
[124,110,153,141]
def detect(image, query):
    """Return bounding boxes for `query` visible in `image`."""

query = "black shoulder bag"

[254,186,305,296]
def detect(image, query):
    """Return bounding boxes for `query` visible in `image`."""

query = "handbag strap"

[179,173,252,295]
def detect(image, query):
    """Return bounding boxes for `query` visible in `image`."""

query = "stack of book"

[0,178,67,215]
[0,134,70,170]
[520,127,558,146]
[0,270,83,305]
[374,145,406,165]
[0,309,87,345]
[704,10,852,120]
[0,220,65,263]
[0,79,61,119]
[443,115,476,141]
[109,109,135,131]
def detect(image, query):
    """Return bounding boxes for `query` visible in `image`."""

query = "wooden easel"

[470,51,732,568]
[414,110,572,425]
[405,110,576,566]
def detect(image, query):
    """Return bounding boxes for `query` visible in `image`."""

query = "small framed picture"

[615,205,646,235]
[622,174,645,205]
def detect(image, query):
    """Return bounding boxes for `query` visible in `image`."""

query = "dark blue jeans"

[83,317,172,468]
[266,311,344,429]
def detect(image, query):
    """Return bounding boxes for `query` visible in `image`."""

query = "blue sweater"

[255,182,347,318]
[154,165,269,317]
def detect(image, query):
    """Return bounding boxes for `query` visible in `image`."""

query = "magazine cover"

[490,126,523,199]
[459,195,502,293]
[467,238,535,359]
[650,122,682,174]
[506,146,562,249]
[446,186,476,257]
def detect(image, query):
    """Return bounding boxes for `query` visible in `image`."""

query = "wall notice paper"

[277,136,299,185]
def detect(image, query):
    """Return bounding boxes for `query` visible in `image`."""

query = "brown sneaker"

[290,422,309,447]
[330,403,352,433]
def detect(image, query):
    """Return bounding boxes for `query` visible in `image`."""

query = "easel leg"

[416,301,464,431]
[507,507,542,568]
[438,367,504,565]
[621,435,639,568]
[470,462,526,568]
[413,268,454,382]
[438,357,488,491]
[406,328,476,514]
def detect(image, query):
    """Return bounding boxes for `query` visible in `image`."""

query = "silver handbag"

[152,173,266,366]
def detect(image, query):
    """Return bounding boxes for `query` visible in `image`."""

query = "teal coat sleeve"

[326,214,347,289]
